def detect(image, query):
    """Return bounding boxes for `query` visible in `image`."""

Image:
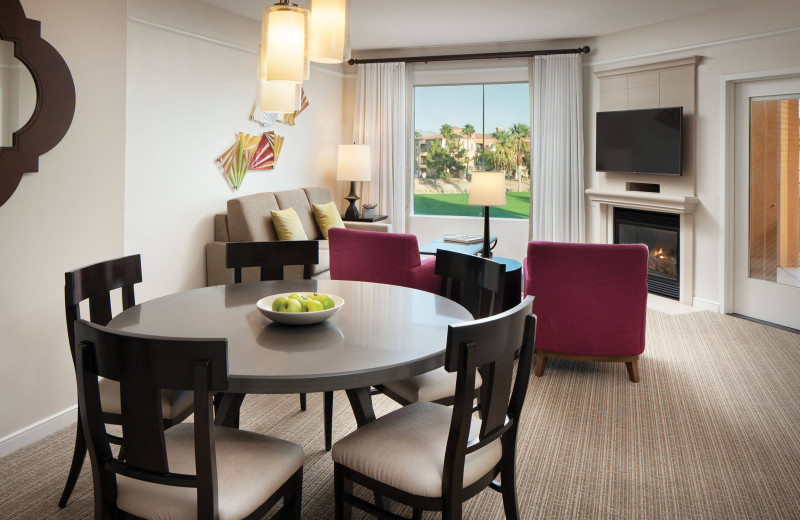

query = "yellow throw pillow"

[311,202,345,239]
[271,207,309,241]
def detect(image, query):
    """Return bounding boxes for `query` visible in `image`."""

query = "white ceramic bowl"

[256,292,344,326]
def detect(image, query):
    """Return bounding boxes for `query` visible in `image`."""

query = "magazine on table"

[444,234,483,244]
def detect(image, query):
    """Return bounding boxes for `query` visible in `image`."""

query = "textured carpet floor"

[1,310,800,519]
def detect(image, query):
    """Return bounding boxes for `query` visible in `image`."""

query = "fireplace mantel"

[585,188,699,214]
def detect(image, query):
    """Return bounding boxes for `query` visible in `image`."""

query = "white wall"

[125,0,349,302]
[0,0,127,443]
[584,0,800,308]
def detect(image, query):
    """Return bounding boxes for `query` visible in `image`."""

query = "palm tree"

[510,123,531,192]
[439,123,454,139]
[462,124,476,175]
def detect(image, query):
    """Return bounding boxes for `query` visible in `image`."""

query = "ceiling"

[201,0,751,50]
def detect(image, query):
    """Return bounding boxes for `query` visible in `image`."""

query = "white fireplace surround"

[586,188,699,304]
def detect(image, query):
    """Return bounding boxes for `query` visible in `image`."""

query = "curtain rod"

[347,46,590,65]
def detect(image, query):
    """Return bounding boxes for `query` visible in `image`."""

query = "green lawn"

[413,192,530,219]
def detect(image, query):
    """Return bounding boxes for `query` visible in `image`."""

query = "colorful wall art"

[251,88,309,128]
[217,131,284,190]
[278,89,309,126]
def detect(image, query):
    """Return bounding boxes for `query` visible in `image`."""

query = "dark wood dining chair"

[225,240,336,450]
[74,319,304,520]
[377,250,506,406]
[59,254,194,508]
[225,240,319,282]
[332,297,537,520]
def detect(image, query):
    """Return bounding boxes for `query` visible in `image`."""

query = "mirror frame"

[0,0,76,208]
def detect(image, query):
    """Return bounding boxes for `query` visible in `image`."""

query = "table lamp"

[468,171,506,259]
[337,144,371,219]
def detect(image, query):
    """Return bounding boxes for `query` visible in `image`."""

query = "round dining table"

[108,279,472,427]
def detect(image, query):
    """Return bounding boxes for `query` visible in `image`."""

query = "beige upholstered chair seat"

[116,423,304,520]
[331,401,501,498]
[381,368,482,404]
[99,378,192,419]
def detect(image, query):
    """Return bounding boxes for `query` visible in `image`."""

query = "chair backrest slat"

[226,241,319,283]
[435,250,506,319]
[64,254,142,363]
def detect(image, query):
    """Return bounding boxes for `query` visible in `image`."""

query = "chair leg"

[533,352,547,377]
[412,508,423,519]
[500,436,520,520]
[625,360,640,383]
[334,463,352,520]
[59,417,87,508]
[285,467,303,520]
[299,393,307,411]
[324,391,334,451]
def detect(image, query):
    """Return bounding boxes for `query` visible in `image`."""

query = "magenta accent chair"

[525,241,648,382]
[328,227,440,294]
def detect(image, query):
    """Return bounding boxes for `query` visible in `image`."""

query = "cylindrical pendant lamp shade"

[469,171,507,206]
[309,0,350,64]
[261,3,310,84]
[260,79,301,113]
[337,144,371,181]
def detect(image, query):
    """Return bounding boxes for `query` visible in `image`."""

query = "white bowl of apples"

[256,292,344,325]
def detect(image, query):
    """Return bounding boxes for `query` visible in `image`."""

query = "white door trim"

[719,67,800,314]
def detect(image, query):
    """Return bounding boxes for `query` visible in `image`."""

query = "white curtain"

[529,54,585,242]
[352,63,407,233]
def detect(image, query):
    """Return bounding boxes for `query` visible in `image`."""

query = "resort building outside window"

[413,82,530,219]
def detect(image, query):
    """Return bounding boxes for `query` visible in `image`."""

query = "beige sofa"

[206,187,391,286]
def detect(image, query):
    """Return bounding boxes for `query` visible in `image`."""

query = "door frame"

[719,67,800,314]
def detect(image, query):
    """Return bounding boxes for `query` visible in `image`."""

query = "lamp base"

[481,205,493,259]
[344,180,360,219]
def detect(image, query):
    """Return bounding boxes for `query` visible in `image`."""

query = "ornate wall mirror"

[0,0,76,208]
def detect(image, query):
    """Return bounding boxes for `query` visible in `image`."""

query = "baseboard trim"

[0,405,77,459]
[692,297,720,312]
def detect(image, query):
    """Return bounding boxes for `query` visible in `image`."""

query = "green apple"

[287,293,303,301]
[272,297,288,311]
[305,299,324,312]
[315,294,336,310]
[279,298,303,313]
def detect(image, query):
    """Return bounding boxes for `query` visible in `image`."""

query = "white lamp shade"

[469,171,507,206]
[261,4,310,84]
[309,0,350,64]
[337,144,371,181]
[260,79,301,113]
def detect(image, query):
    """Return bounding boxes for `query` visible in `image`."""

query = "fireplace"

[614,208,680,299]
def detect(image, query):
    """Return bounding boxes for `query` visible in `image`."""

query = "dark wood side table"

[342,214,388,223]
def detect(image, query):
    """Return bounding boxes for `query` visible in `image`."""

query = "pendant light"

[309,0,350,64]
[256,44,302,114]
[261,1,310,84]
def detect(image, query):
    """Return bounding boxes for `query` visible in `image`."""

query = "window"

[412,82,530,219]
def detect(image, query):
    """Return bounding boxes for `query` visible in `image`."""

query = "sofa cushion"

[275,189,319,240]
[271,208,309,241]
[312,202,345,239]
[303,186,335,206]
[227,193,280,242]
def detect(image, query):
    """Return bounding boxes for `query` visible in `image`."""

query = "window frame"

[408,61,531,220]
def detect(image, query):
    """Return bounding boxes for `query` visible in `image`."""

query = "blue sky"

[414,83,530,136]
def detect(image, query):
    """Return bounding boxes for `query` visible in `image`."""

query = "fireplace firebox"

[614,208,680,300]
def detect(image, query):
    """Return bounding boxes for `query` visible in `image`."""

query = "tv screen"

[596,107,683,175]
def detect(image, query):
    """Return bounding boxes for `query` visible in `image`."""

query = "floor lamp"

[337,144,371,219]
[468,171,506,259]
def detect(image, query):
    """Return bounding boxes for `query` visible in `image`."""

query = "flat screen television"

[596,107,683,175]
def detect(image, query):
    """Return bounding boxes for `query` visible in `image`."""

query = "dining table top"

[107,279,473,395]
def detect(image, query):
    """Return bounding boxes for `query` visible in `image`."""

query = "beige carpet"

[2,310,800,519]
